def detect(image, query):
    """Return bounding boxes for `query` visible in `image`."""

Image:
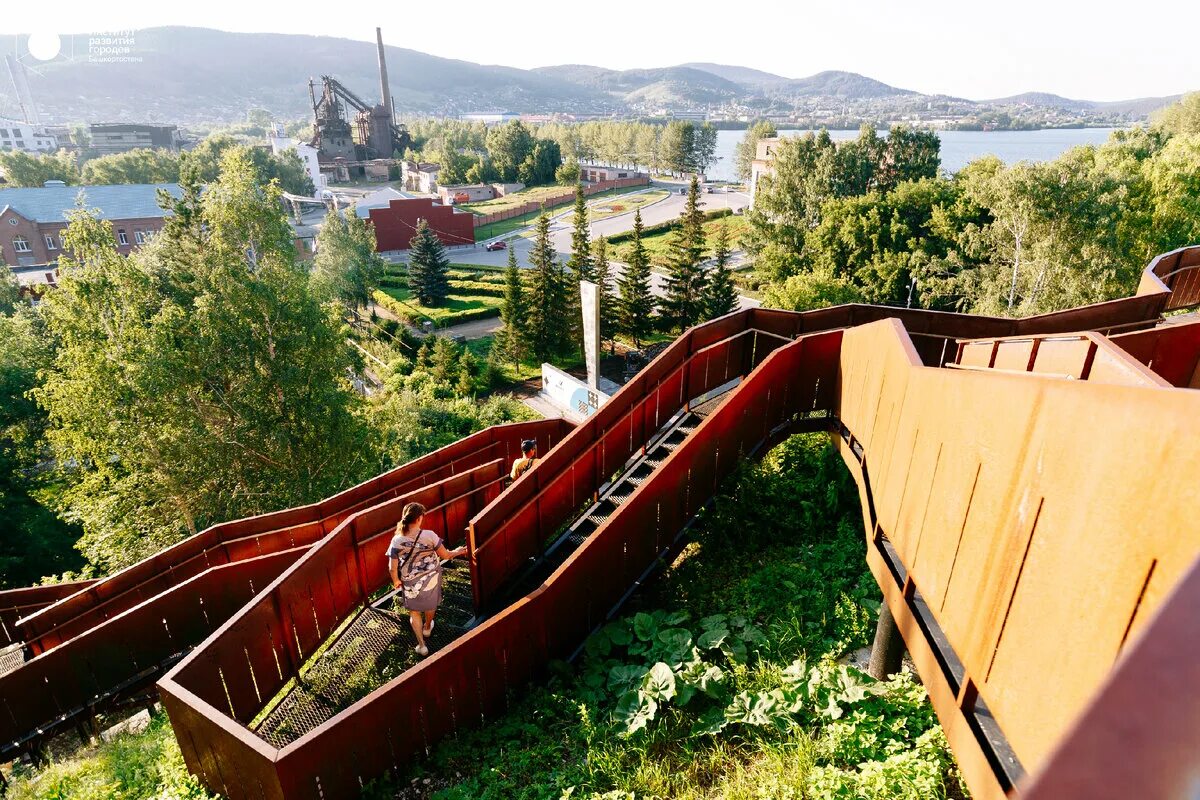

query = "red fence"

[19,419,570,655]
[0,581,96,647]
[1137,245,1200,311]
[468,320,789,608]
[160,461,507,798]
[1111,318,1200,388]
[0,420,570,764]
[470,177,651,229]
[0,548,302,758]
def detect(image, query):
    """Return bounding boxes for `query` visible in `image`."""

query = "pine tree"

[497,247,529,367]
[456,350,479,396]
[565,185,593,356]
[527,211,571,362]
[593,236,618,354]
[407,219,450,306]
[617,210,656,349]
[662,175,709,332]
[703,222,739,320]
[566,183,595,283]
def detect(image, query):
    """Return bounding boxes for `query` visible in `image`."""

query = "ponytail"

[400,502,426,535]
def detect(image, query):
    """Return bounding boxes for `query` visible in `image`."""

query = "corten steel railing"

[0,547,305,761]
[0,420,570,763]
[0,581,97,647]
[834,318,1200,799]
[91,244,1200,800]
[1136,244,1200,311]
[159,323,844,800]
[159,461,508,798]
[467,320,794,610]
[1110,317,1200,388]
[18,419,570,655]
[952,331,1169,386]
[154,248,1200,800]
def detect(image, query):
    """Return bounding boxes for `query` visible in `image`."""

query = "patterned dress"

[387,529,443,613]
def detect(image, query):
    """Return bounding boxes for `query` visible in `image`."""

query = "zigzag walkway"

[251,392,724,747]
[0,420,570,764]
[158,244,1200,800]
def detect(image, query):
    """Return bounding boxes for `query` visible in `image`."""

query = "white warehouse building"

[0,118,58,153]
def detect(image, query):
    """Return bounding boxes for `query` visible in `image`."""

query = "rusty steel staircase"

[5,246,1200,799]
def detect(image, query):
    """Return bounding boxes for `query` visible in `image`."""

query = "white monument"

[538,280,609,421]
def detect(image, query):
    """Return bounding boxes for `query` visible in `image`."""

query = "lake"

[708,127,1122,181]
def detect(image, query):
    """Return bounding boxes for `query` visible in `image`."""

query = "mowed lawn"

[378,284,502,325]
[615,214,750,267]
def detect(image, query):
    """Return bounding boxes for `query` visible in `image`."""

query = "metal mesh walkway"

[252,391,731,747]
[0,643,25,678]
[254,563,474,748]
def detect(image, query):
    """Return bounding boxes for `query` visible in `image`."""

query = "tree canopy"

[34,150,367,572]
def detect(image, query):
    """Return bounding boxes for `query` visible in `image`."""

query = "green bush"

[408,434,963,799]
[448,280,505,297]
[372,290,501,329]
[607,208,732,244]
[5,712,212,800]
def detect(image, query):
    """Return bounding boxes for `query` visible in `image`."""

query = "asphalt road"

[437,182,751,269]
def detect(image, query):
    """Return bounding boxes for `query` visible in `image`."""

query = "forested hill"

[0,28,615,124]
[0,27,1184,125]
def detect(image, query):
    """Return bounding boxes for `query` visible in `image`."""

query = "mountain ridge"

[0,27,1184,125]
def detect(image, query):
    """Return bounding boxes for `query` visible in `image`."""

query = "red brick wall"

[0,208,45,265]
[0,209,166,266]
[366,198,476,251]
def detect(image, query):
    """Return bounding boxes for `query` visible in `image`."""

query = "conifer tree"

[527,211,571,361]
[593,236,618,354]
[617,210,656,349]
[703,222,739,320]
[407,219,450,306]
[565,185,594,356]
[662,175,708,331]
[566,183,595,283]
[496,247,530,367]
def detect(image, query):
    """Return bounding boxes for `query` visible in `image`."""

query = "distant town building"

[458,112,520,124]
[356,197,475,251]
[438,184,496,205]
[579,163,647,183]
[0,118,58,153]
[269,130,327,195]
[400,161,441,194]
[0,182,182,267]
[749,137,782,207]
[88,123,183,155]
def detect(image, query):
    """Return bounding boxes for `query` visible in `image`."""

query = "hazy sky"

[4,0,1197,101]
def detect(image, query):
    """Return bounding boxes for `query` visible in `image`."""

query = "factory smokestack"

[376,27,392,121]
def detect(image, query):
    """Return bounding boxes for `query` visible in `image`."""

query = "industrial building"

[308,28,412,180]
[0,118,58,153]
[87,123,184,155]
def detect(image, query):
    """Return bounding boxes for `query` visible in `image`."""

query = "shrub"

[448,280,505,298]
[607,208,732,244]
